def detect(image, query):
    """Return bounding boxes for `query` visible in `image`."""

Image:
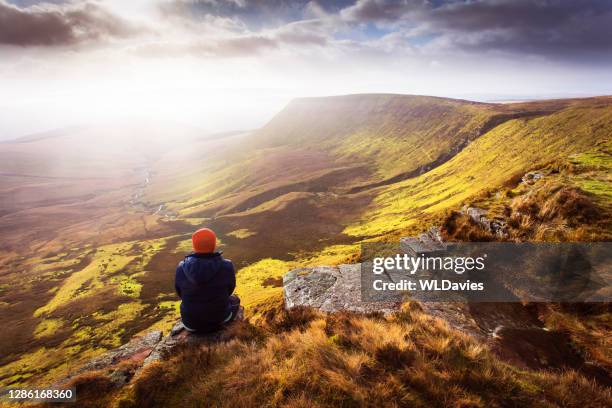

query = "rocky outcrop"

[282,229,547,339]
[284,264,401,314]
[283,227,453,315]
[283,230,489,338]
[84,331,163,375]
[281,229,607,380]
[522,171,543,185]
[400,226,446,255]
[463,206,509,239]
[284,227,447,314]
[141,308,244,371]
[58,309,244,387]
[283,229,447,317]
[55,331,163,388]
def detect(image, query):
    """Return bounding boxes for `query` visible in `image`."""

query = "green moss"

[227,229,257,239]
[0,346,99,387]
[34,242,138,317]
[88,302,147,348]
[34,318,65,339]
[113,275,143,298]
[175,238,193,253]
[576,179,612,198]
[235,258,297,309]
[570,151,612,169]
[158,300,180,312]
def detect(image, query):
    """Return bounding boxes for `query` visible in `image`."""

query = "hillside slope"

[1,95,610,390]
[345,96,612,237]
[52,303,612,408]
[149,94,537,220]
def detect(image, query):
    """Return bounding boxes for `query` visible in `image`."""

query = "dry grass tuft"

[441,210,496,242]
[441,178,608,243]
[509,185,604,241]
[42,372,118,408]
[260,304,322,333]
[539,187,600,224]
[94,304,612,408]
[538,303,612,370]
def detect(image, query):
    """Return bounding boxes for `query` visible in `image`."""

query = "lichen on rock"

[284,264,401,314]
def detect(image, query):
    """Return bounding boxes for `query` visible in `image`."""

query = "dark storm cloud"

[341,0,612,60]
[0,0,141,46]
[426,0,612,57]
[160,0,612,61]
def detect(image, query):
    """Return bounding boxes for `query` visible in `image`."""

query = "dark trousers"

[227,294,241,322]
[183,295,241,333]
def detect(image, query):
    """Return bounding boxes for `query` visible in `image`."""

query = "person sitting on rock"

[174,228,241,333]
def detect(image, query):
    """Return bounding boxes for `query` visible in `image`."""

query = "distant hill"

[148,94,518,219]
[146,94,611,240]
[253,94,499,178]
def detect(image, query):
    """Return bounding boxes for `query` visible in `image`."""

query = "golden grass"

[227,228,258,239]
[345,104,612,238]
[34,242,137,317]
[2,237,175,387]
[33,318,65,339]
[539,304,612,369]
[71,303,612,408]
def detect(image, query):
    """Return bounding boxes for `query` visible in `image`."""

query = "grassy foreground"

[51,302,611,408]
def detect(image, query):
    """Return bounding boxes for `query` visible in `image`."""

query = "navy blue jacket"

[175,252,236,331]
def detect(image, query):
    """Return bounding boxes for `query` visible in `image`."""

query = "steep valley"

[0,94,610,387]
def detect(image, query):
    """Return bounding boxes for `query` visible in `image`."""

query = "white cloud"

[1,0,611,139]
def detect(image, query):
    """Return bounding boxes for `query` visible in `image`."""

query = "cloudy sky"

[1,0,612,139]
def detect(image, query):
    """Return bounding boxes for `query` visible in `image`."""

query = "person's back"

[175,228,240,332]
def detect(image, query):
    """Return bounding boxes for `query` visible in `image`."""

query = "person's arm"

[175,262,183,299]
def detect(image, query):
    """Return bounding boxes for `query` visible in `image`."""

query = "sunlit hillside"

[66,304,611,408]
[346,96,612,237]
[0,95,610,389]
